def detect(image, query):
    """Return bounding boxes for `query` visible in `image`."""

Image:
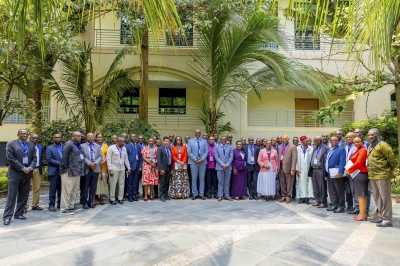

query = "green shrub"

[0,176,8,191]
[28,118,81,147]
[340,111,398,156]
[101,119,159,144]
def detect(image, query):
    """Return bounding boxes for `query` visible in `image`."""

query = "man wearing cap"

[295,136,313,204]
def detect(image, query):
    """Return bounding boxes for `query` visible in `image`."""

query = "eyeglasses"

[32,138,39,140]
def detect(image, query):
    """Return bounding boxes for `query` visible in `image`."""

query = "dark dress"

[231,149,247,197]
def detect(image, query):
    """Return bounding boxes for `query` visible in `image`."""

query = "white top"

[106,145,130,171]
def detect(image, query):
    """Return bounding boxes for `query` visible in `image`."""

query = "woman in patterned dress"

[141,138,159,201]
[95,133,108,205]
[170,136,189,199]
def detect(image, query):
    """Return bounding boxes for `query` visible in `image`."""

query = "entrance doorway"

[295,98,319,127]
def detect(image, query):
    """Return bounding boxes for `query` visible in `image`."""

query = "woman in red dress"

[141,138,159,201]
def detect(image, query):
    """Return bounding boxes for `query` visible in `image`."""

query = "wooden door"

[295,99,319,127]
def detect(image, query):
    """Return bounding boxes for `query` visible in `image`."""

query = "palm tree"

[287,0,400,153]
[190,10,330,135]
[52,42,137,133]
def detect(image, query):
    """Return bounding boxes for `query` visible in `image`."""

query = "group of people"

[3,128,397,228]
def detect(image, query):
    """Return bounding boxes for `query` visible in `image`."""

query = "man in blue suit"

[26,133,44,211]
[215,136,234,201]
[325,136,347,213]
[126,134,142,202]
[187,129,208,200]
[46,134,63,212]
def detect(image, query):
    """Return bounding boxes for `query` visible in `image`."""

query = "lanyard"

[177,145,181,154]
[281,144,287,156]
[315,146,322,157]
[19,140,28,157]
[249,145,254,155]
[266,148,271,161]
[73,142,82,154]
[368,140,381,157]
[117,146,122,159]
[131,142,136,153]
[327,146,337,161]
[239,150,245,159]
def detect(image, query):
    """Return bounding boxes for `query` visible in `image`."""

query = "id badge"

[366,159,368,166]
[23,157,28,164]
[313,159,318,165]
[120,158,123,165]
[280,155,283,160]
[136,155,139,160]
[80,154,84,160]
[210,157,213,162]
[250,156,254,162]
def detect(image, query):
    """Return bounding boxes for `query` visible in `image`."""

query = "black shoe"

[370,218,383,223]
[83,204,89,209]
[254,195,259,201]
[347,208,360,215]
[249,195,254,200]
[128,198,133,202]
[214,193,218,199]
[57,205,60,209]
[305,201,310,205]
[298,199,305,204]
[49,206,56,212]
[207,194,212,199]
[3,219,11,225]
[32,206,43,211]
[133,197,138,201]
[327,206,338,211]
[155,194,159,199]
[346,206,353,212]
[225,197,233,201]
[376,222,393,227]
[160,197,166,202]
[110,201,117,205]
[191,196,196,200]
[14,215,27,220]
[202,196,206,200]
[23,209,27,214]
[118,200,124,205]
[165,196,171,201]
[334,207,345,213]
[88,203,96,208]
[60,209,74,215]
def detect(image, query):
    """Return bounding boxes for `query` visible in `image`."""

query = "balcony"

[2,106,50,124]
[94,29,346,52]
[247,110,354,128]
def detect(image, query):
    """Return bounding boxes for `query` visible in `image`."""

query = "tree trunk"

[0,82,13,126]
[395,82,400,158]
[139,30,149,123]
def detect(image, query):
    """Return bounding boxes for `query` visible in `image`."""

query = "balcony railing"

[94,29,346,52]
[247,110,354,128]
[2,106,50,124]
[106,108,203,126]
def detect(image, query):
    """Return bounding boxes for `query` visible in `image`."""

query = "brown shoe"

[286,198,291,204]
[370,211,379,219]
[317,204,327,208]
[279,197,286,203]
[217,197,222,202]
[312,203,320,206]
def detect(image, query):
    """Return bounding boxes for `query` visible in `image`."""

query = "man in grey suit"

[3,129,37,225]
[81,133,102,209]
[187,129,208,200]
[215,136,233,201]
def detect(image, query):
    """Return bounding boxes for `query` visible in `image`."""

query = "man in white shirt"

[107,137,131,205]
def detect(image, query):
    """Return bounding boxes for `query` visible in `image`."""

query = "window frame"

[119,90,140,114]
[158,88,186,114]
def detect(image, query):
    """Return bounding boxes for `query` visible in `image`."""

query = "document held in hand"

[344,161,360,179]
[329,168,339,178]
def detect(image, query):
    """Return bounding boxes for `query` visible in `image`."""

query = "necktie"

[57,144,63,158]
[89,144,95,162]
[21,141,28,157]
[223,145,226,156]
[196,139,201,158]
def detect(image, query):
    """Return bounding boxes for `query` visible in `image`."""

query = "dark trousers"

[48,175,62,207]
[82,170,99,204]
[126,170,139,199]
[159,165,171,198]
[206,168,218,195]
[311,169,327,204]
[187,165,192,195]
[292,176,297,199]
[3,174,31,220]
[343,176,353,208]
[246,164,258,196]
[278,169,295,198]
[80,176,85,202]
[327,176,345,208]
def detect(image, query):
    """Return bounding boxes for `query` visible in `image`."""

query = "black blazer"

[243,144,260,171]
[307,145,328,177]
[6,139,37,179]
[157,145,171,171]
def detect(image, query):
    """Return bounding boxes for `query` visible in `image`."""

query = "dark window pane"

[132,97,139,105]
[173,97,186,106]
[120,96,131,105]
[160,97,173,106]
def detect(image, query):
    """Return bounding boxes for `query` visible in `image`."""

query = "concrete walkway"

[0,190,399,266]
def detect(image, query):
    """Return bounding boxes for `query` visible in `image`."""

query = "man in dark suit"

[3,129,37,225]
[46,134,63,212]
[309,136,328,208]
[25,133,44,211]
[157,137,172,202]
[244,136,260,200]
[81,133,102,209]
[126,134,142,202]
[325,136,347,213]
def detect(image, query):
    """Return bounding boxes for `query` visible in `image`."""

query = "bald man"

[278,135,298,203]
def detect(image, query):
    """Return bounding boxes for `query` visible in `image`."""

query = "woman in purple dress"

[231,141,247,200]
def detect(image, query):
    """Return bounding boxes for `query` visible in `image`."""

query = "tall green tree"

[190,9,330,135]
[287,0,400,153]
[52,42,137,133]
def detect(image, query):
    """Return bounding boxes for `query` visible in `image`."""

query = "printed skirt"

[169,170,190,198]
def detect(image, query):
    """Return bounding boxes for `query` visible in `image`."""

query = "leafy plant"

[0,174,7,191]
[28,118,81,147]
[101,118,159,145]
[340,111,398,156]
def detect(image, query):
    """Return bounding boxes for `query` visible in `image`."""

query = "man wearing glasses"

[25,133,44,211]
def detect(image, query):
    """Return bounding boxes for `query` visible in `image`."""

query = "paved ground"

[0,190,399,266]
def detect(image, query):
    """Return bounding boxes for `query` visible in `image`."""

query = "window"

[159,88,186,114]
[391,92,396,116]
[166,28,194,47]
[120,90,139,114]
[120,17,136,45]
[294,22,320,50]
